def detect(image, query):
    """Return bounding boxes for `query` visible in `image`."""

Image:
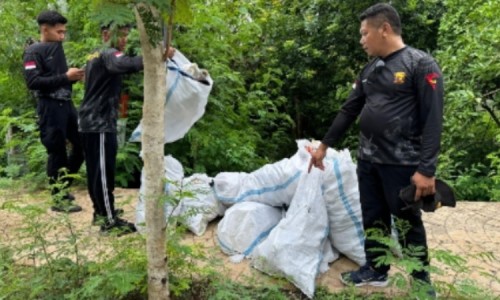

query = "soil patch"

[1,187,499,297]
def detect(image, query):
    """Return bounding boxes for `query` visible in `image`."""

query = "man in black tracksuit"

[309,3,443,297]
[23,11,85,213]
[79,24,142,234]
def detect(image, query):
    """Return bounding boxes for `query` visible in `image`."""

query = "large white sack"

[135,155,184,233]
[180,173,226,236]
[322,149,366,266]
[319,238,340,274]
[129,50,213,144]
[212,140,311,206]
[217,202,282,260]
[136,156,224,236]
[251,168,330,299]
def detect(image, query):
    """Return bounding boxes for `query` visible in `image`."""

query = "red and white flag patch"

[114,51,124,58]
[24,61,36,70]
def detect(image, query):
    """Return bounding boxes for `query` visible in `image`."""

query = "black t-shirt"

[79,48,143,133]
[322,46,444,176]
[23,42,73,101]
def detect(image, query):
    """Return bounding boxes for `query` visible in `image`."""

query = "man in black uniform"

[79,24,141,234]
[309,3,442,297]
[80,23,175,234]
[23,10,85,213]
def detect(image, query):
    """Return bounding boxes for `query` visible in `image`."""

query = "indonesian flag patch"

[114,51,124,58]
[24,61,36,70]
[425,72,439,90]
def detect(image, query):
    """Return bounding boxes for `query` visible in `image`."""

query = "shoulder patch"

[114,51,124,58]
[86,51,100,61]
[425,73,439,90]
[24,61,36,70]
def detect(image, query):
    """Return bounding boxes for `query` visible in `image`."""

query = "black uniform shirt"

[23,42,73,101]
[322,46,444,177]
[79,48,143,133]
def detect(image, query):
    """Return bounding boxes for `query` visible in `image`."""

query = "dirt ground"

[1,187,499,298]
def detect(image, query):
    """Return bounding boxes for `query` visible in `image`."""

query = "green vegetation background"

[0,0,498,201]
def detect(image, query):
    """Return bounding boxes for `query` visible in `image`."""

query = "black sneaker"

[100,217,137,236]
[63,193,75,201]
[340,264,389,287]
[92,209,125,226]
[51,201,82,213]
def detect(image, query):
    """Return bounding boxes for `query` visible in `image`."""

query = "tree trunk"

[134,5,170,300]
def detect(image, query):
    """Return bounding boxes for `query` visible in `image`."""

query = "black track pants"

[81,132,117,222]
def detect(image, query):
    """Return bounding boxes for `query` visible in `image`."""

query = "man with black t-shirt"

[309,3,442,298]
[23,10,85,213]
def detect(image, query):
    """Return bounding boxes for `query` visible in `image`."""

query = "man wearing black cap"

[23,10,85,213]
[308,3,443,297]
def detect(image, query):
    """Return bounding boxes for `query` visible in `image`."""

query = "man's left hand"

[411,172,435,201]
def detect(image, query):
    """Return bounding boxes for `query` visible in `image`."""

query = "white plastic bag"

[319,239,339,274]
[217,202,283,261]
[136,160,224,236]
[322,149,366,266]
[180,174,226,236]
[135,155,184,233]
[212,140,311,206]
[129,50,213,144]
[251,168,330,299]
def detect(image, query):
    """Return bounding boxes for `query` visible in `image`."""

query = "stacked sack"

[212,140,365,298]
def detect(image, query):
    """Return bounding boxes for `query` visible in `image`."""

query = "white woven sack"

[180,173,226,236]
[135,155,184,233]
[250,168,329,299]
[130,50,212,144]
[322,149,366,266]
[212,140,311,206]
[217,202,282,260]
[319,238,339,274]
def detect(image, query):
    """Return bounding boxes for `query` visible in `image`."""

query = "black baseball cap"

[400,179,456,213]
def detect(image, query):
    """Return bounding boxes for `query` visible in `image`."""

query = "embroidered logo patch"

[393,72,406,84]
[86,51,100,61]
[425,72,439,90]
[24,61,36,70]
[114,51,124,58]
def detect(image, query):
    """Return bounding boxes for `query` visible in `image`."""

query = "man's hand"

[165,47,176,59]
[66,68,85,81]
[308,143,327,173]
[411,172,436,201]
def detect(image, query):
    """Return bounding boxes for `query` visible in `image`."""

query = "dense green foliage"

[0,0,498,199]
[435,0,500,200]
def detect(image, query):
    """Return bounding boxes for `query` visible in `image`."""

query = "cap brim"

[435,179,456,207]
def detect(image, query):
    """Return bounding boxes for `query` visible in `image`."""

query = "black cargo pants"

[37,98,84,194]
[357,159,430,280]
